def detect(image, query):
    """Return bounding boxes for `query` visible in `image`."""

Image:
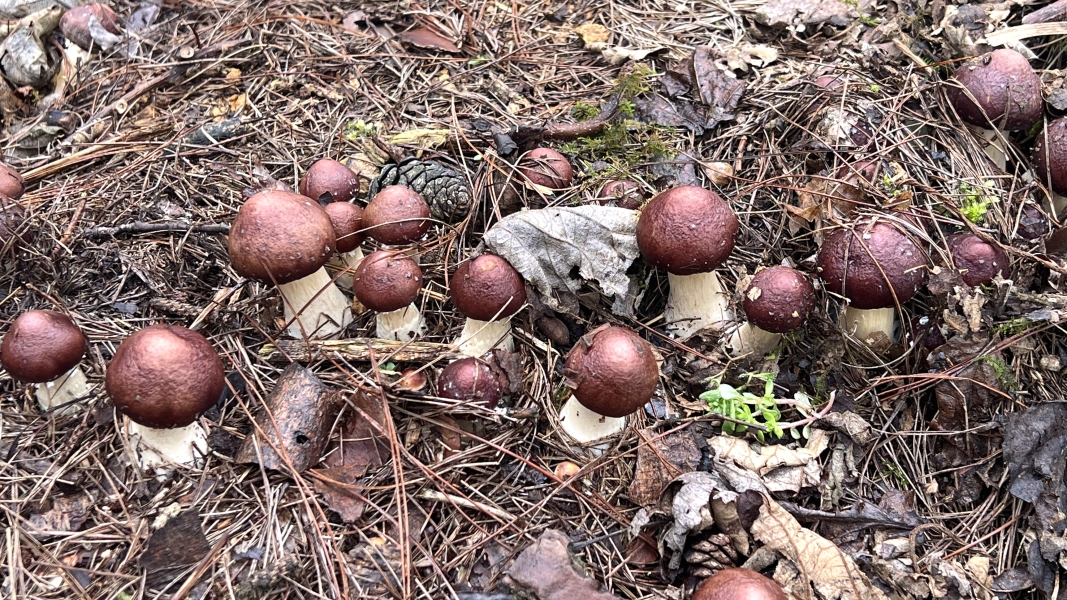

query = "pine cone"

[685,533,739,579]
[368,158,472,224]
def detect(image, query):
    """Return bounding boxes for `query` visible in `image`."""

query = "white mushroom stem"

[558,395,626,445]
[724,323,783,357]
[377,304,425,341]
[842,306,897,345]
[969,125,1008,171]
[665,271,734,339]
[125,419,208,469]
[35,366,89,414]
[279,267,353,339]
[1052,193,1067,218]
[454,318,515,357]
[326,247,365,291]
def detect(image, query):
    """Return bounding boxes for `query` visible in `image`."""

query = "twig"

[1023,0,1067,24]
[83,222,230,238]
[259,338,460,364]
[417,489,516,522]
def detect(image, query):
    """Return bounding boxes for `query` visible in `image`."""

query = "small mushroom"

[0,162,25,199]
[559,326,659,445]
[944,233,1009,287]
[300,158,360,203]
[450,254,526,357]
[1,310,88,413]
[60,3,121,51]
[437,357,508,409]
[352,250,425,341]
[324,201,365,290]
[595,179,646,210]
[1032,116,1067,217]
[361,185,430,246]
[692,568,787,600]
[518,147,573,190]
[726,266,816,357]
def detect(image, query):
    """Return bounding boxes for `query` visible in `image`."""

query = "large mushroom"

[637,185,739,339]
[105,324,225,468]
[817,218,927,345]
[228,189,352,338]
[1,310,88,413]
[944,233,1009,287]
[692,568,787,600]
[1032,117,1067,216]
[450,254,526,357]
[726,266,816,357]
[946,48,1043,170]
[352,250,425,340]
[361,185,431,247]
[559,325,659,445]
[324,201,365,290]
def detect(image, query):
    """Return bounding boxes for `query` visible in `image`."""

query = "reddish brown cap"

[437,357,507,409]
[300,159,360,203]
[105,324,225,428]
[596,179,646,210]
[1033,117,1067,196]
[1,310,86,383]
[352,250,423,312]
[562,325,658,418]
[743,266,816,333]
[692,568,787,600]
[60,3,121,50]
[325,202,364,253]
[450,254,526,321]
[945,233,1009,287]
[0,162,24,200]
[519,148,573,189]
[947,49,1042,131]
[228,190,336,285]
[636,186,738,275]
[362,185,430,245]
[817,219,927,310]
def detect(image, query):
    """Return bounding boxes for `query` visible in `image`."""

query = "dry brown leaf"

[507,529,619,600]
[707,429,830,493]
[628,428,702,506]
[398,27,461,53]
[575,23,610,47]
[26,494,92,540]
[314,391,389,522]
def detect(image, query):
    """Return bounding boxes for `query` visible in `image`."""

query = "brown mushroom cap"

[636,186,738,275]
[1,310,86,383]
[562,326,659,418]
[945,233,1009,287]
[947,48,1042,131]
[743,266,816,333]
[324,202,364,253]
[596,179,646,210]
[450,254,526,321]
[519,148,573,189]
[227,189,336,285]
[60,3,121,51]
[300,159,360,203]
[692,568,787,600]
[1033,117,1067,196]
[362,185,430,245]
[817,219,927,310]
[352,250,423,312]
[437,357,507,409]
[0,162,24,200]
[105,324,225,428]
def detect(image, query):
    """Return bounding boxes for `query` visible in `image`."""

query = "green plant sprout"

[344,119,378,141]
[699,373,835,442]
[957,181,999,224]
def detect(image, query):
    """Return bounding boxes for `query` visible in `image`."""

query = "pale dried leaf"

[601,46,662,66]
[663,471,736,556]
[575,23,609,47]
[752,0,857,28]
[388,128,450,148]
[708,429,830,492]
[723,43,779,72]
[507,529,619,600]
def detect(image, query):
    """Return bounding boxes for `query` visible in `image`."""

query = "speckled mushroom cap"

[692,568,787,600]
[450,254,526,322]
[743,266,816,334]
[300,158,360,203]
[1033,117,1067,196]
[596,179,646,210]
[361,185,430,245]
[437,357,507,409]
[519,147,573,189]
[228,189,336,285]
[636,186,738,275]
[1,310,86,383]
[945,233,1009,287]
[562,325,659,419]
[0,162,24,200]
[817,219,927,310]
[947,48,1043,131]
[352,250,423,312]
[105,324,225,428]
[324,202,364,253]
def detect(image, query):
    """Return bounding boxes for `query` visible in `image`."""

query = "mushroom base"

[725,323,783,358]
[842,306,897,345]
[126,419,208,469]
[35,366,89,415]
[666,271,734,340]
[1052,193,1067,219]
[558,395,626,445]
[377,303,425,341]
[454,318,515,357]
[280,267,353,339]
[969,125,1008,171]
[326,247,365,291]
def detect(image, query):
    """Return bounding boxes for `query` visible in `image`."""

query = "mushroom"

[300,158,360,203]
[0,161,24,199]
[105,324,225,468]
[595,179,645,210]
[636,185,739,339]
[726,266,816,357]
[1032,116,1067,216]
[437,357,508,409]
[519,147,573,190]
[1,310,88,413]
[361,185,431,247]
[691,568,787,600]
[450,254,526,357]
[944,233,1009,287]
[228,189,352,338]
[352,250,425,340]
[947,48,1043,170]
[324,201,365,290]
[817,218,927,345]
[559,325,659,445]
[59,3,121,51]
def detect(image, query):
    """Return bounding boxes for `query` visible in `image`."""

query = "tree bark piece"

[259,338,459,364]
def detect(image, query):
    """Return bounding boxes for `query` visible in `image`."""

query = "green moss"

[957,181,999,224]
[344,119,378,141]
[571,102,600,121]
[994,317,1034,336]
[975,355,1017,391]
[614,63,655,100]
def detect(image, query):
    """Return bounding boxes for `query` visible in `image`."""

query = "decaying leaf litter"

[1,0,1066,598]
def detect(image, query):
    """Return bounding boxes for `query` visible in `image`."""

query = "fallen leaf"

[708,429,830,493]
[314,391,389,522]
[388,128,451,148]
[398,27,460,53]
[26,494,92,540]
[1004,402,1067,531]
[507,529,619,600]
[141,509,211,589]
[628,428,702,506]
[600,46,662,66]
[693,46,746,114]
[662,471,736,564]
[752,0,858,29]
[722,43,779,72]
[0,5,60,88]
[575,23,609,47]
